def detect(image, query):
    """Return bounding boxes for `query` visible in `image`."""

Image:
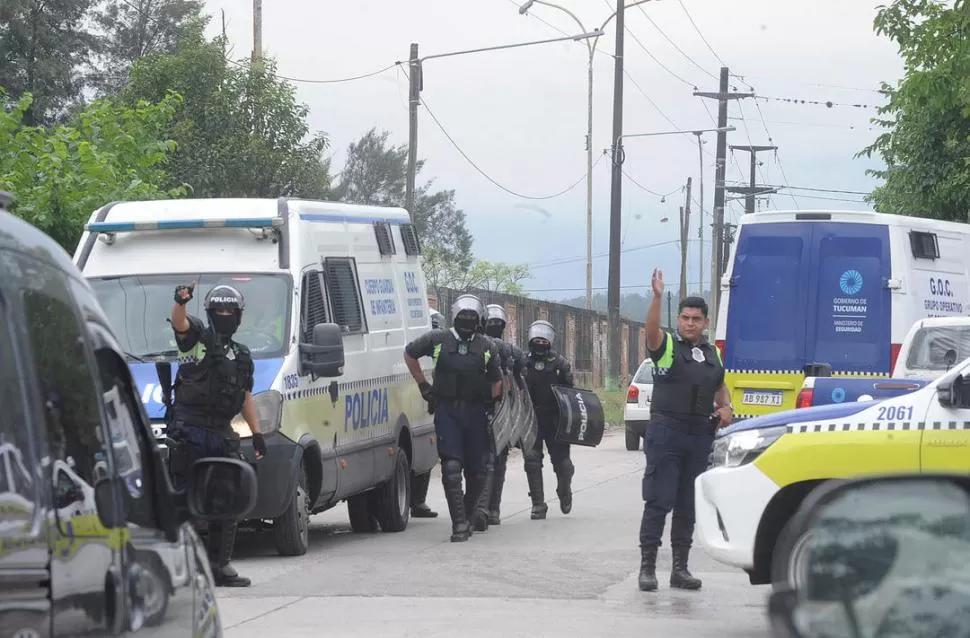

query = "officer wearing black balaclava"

[523,320,576,520]
[169,282,266,586]
[404,294,503,542]
[481,304,526,525]
[408,309,449,520]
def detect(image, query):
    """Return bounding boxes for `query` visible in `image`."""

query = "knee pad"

[524,454,542,473]
[556,458,575,477]
[441,458,463,488]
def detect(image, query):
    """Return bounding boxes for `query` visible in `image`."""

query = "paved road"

[218,430,773,637]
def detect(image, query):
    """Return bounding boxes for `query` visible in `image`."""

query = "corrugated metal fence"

[432,287,648,389]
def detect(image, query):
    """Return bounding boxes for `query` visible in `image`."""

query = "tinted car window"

[633,361,655,384]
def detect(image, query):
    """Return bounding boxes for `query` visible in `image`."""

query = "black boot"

[555,459,575,515]
[638,547,658,592]
[410,472,438,518]
[525,467,548,520]
[207,521,251,587]
[442,461,471,542]
[670,546,702,590]
[471,466,493,532]
[488,452,508,525]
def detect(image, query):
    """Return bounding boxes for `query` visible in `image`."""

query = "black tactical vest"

[432,331,493,402]
[526,352,567,413]
[650,332,724,429]
[174,333,252,424]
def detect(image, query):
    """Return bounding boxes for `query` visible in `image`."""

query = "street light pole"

[518,0,653,311]
[403,29,602,223]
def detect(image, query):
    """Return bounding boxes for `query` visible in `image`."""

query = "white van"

[73,197,438,556]
[715,209,970,419]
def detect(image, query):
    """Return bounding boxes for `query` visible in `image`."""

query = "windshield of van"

[88,274,291,360]
[904,326,970,371]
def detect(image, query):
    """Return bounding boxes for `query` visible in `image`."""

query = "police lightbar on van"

[85,217,285,233]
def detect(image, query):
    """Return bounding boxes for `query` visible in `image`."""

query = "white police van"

[73,197,438,556]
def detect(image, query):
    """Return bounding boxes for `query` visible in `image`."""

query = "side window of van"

[22,287,107,534]
[0,294,37,532]
[301,270,328,343]
[324,257,367,334]
[95,349,158,530]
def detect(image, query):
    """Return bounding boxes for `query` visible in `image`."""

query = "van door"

[18,261,124,635]
[0,289,51,636]
[806,222,892,375]
[918,361,970,473]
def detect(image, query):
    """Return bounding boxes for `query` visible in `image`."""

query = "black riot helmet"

[204,285,245,337]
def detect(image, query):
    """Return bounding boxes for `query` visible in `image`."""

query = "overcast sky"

[201,0,902,301]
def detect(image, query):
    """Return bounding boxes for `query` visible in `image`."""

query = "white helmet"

[485,304,508,324]
[528,320,555,346]
[430,309,445,329]
[450,294,485,323]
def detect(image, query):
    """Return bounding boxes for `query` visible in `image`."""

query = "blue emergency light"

[85,217,284,233]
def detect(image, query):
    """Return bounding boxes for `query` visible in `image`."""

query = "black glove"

[174,284,194,305]
[418,381,433,402]
[252,433,267,458]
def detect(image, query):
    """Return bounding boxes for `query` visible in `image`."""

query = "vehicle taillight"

[796,388,814,409]
[715,339,726,361]
[627,385,639,403]
[890,342,902,374]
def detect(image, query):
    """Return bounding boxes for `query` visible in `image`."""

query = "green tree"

[91,0,207,94]
[333,127,477,291]
[0,0,101,125]
[859,0,970,221]
[456,260,531,295]
[121,35,331,199]
[0,89,185,250]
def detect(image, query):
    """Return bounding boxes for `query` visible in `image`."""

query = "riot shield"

[515,385,538,453]
[551,385,605,447]
[489,373,515,454]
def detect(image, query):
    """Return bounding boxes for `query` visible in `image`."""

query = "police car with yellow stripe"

[695,350,970,588]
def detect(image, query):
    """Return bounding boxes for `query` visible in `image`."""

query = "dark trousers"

[639,421,714,551]
[526,410,570,468]
[434,401,490,471]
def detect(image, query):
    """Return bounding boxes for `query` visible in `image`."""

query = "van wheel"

[770,517,814,592]
[347,492,379,533]
[273,465,310,556]
[374,448,411,533]
[625,427,641,451]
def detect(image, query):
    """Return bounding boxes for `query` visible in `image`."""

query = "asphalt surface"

[218,430,773,637]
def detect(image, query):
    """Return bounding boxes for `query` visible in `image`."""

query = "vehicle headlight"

[709,425,786,468]
[231,390,283,438]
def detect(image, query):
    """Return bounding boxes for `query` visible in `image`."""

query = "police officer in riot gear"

[408,309,449,519]
[404,294,503,542]
[523,320,576,520]
[638,269,732,592]
[169,282,266,587]
[481,304,526,525]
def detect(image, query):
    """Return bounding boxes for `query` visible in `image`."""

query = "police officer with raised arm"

[169,282,267,587]
[481,304,526,525]
[523,320,576,520]
[403,294,503,542]
[637,269,733,592]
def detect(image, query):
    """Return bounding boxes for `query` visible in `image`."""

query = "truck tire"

[347,492,379,533]
[273,465,310,556]
[770,516,814,592]
[625,427,641,451]
[374,448,411,533]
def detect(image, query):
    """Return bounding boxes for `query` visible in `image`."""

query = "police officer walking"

[523,320,576,520]
[169,282,267,587]
[638,269,733,592]
[404,294,503,542]
[481,304,526,525]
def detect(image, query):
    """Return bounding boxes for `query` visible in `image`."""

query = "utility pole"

[694,67,753,334]
[729,145,777,214]
[666,290,673,328]
[606,0,626,390]
[252,0,262,64]
[693,133,705,297]
[405,43,421,218]
[679,177,692,300]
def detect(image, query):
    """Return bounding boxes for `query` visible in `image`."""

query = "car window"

[633,361,655,384]
[22,285,107,536]
[905,326,970,371]
[0,293,38,535]
[95,348,159,530]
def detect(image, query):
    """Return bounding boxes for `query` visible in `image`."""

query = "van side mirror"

[937,371,970,409]
[298,322,345,378]
[94,477,129,529]
[187,458,258,521]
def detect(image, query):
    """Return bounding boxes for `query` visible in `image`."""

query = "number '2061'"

[877,405,914,421]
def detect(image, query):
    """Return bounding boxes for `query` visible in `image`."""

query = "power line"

[525,279,706,293]
[676,0,725,66]
[225,58,399,83]
[528,238,697,269]
[732,73,884,95]
[623,24,697,89]
[747,99,800,209]
[418,93,601,200]
[755,94,880,110]
[779,185,872,196]
[621,169,684,198]
[633,2,718,81]
[727,116,877,132]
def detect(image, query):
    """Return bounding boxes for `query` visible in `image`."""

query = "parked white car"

[624,359,655,451]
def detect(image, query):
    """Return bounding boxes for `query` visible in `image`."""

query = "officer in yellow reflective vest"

[404,294,502,542]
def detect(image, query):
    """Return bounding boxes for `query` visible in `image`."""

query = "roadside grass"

[595,388,626,427]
